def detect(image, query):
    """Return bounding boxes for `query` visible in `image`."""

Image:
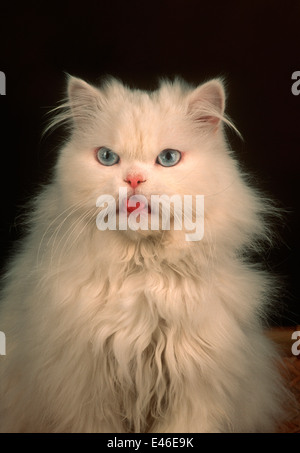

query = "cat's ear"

[67,76,103,128]
[187,79,225,131]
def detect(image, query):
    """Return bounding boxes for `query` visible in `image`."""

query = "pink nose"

[124,174,146,189]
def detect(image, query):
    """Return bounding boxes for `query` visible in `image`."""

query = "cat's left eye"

[96,147,120,166]
[156,149,181,167]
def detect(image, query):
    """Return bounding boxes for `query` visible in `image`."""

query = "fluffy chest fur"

[47,245,206,432]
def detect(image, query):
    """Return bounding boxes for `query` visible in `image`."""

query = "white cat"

[0,75,288,432]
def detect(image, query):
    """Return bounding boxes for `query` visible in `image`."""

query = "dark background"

[0,0,299,325]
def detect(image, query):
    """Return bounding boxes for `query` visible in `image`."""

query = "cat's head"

[49,75,266,249]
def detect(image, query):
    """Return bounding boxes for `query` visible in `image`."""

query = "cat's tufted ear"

[67,76,103,128]
[187,79,226,131]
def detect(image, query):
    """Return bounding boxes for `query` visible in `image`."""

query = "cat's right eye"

[96,147,120,166]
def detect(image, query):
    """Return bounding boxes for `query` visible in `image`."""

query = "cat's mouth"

[116,197,151,215]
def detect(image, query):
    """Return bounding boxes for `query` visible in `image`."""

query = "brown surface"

[266,326,300,433]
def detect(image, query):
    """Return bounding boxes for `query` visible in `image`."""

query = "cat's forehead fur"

[101,76,191,105]
[93,77,193,160]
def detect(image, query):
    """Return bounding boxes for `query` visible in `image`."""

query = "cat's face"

[54,76,234,242]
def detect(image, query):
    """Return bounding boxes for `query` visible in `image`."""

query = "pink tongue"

[126,200,146,213]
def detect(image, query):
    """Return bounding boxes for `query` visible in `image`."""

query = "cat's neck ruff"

[93,227,204,273]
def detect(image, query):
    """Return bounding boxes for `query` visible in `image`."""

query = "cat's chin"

[115,226,190,251]
[112,211,190,245]
[118,226,163,242]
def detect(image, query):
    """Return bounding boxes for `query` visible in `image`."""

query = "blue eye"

[156,149,181,167]
[97,147,120,166]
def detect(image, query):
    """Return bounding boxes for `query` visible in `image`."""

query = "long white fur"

[0,76,288,432]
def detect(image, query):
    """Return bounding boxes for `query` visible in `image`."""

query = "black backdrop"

[0,0,299,325]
